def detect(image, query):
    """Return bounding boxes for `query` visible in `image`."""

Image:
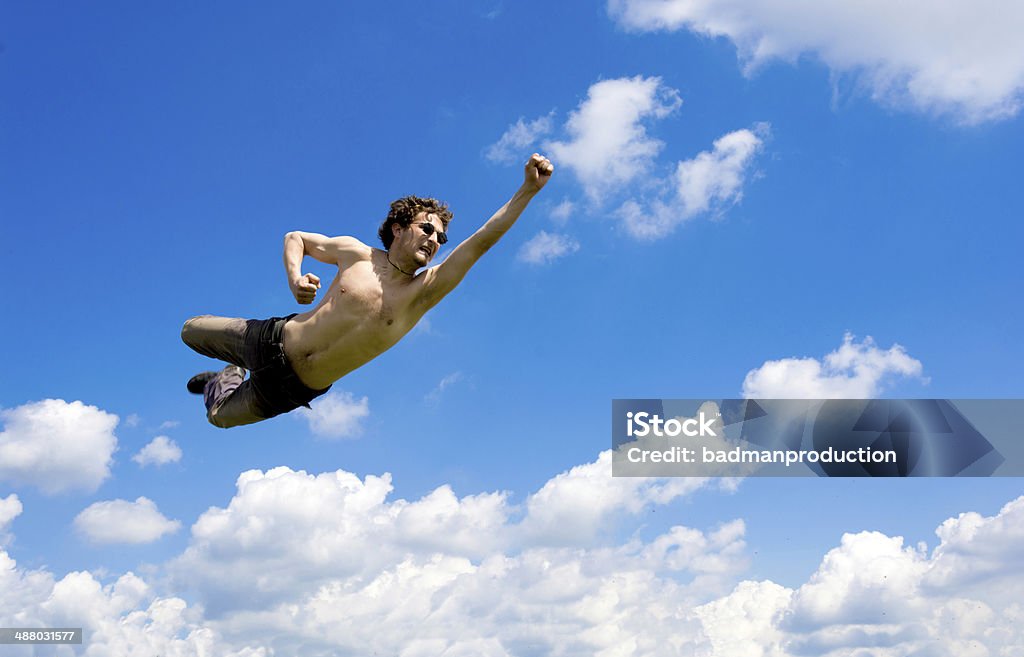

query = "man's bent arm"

[282,232,365,304]
[422,154,553,306]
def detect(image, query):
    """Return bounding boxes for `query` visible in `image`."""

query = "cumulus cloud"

[0,494,20,530]
[297,390,369,439]
[0,399,119,494]
[167,454,729,615]
[0,494,21,547]
[675,125,767,216]
[924,495,1024,603]
[0,555,263,656]
[74,497,181,545]
[692,497,1024,656]
[492,76,765,241]
[520,450,715,546]
[547,75,682,201]
[694,580,793,656]
[133,435,183,467]
[518,230,581,264]
[485,113,555,163]
[742,332,925,398]
[618,124,766,239]
[608,0,1024,123]
[3,453,1024,655]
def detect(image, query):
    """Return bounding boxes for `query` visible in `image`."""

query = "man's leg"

[181,315,268,428]
[181,315,251,367]
[204,366,269,428]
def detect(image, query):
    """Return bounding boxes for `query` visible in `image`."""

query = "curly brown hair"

[378,196,453,250]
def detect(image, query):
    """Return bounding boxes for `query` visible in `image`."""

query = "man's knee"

[181,315,212,347]
[206,405,235,429]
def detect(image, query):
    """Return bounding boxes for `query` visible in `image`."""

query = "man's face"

[393,212,446,266]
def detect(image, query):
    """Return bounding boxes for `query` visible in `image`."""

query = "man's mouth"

[418,245,432,257]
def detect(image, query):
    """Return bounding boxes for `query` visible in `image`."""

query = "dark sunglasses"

[415,222,448,245]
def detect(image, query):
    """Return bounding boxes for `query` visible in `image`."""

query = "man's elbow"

[283,231,307,252]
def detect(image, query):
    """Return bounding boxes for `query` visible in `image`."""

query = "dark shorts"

[183,312,332,427]
[246,315,332,418]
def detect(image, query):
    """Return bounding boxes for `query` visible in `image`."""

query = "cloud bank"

[608,0,1024,123]
[2,454,1021,655]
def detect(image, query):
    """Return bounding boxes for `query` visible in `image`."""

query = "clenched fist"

[524,153,554,192]
[290,273,321,304]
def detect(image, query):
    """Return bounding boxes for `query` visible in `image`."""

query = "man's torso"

[282,246,428,389]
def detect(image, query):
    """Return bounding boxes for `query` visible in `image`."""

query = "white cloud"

[742,332,925,398]
[125,413,141,428]
[485,113,555,163]
[787,531,929,629]
[546,75,682,201]
[297,390,369,439]
[3,451,1024,655]
[694,580,793,657]
[550,198,575,223]
[159,420,181,430]
[74,497,181,545]
[425,371,464,405]
[694,497,1024,655]
[518,230,581,264]
[608,0,1024,123]
[924,495,1024,603]
[0,494,20,530]
[518,450,715,546]
[675,125,767,216]
[0,494,21,547]
[0,555,261,656]
[503,76,766,240]
[0,399,119,494]
[133,435,183,467]
[618,125,766,239]
[167,455,724,608]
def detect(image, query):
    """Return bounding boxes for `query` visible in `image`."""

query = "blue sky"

[2,2,1024,655]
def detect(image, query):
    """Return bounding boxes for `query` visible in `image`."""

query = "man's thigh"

[207,379,270,428]
[181,315,252,368]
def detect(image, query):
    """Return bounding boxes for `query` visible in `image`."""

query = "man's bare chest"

[329,265,417,328]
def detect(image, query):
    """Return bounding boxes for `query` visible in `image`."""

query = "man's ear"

[392,223,403,240]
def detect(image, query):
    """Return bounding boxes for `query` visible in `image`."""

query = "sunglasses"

[414,222,448,245]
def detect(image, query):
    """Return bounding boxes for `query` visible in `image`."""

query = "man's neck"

[378,249,417,283]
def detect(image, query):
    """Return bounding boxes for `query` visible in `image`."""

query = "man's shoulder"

[331,235,372,251]
[325,236,374,261]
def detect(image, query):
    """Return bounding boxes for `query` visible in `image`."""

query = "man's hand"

[523,153,554,192]
[290,273,321,304]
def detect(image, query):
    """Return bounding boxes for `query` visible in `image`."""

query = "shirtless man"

[181,153,554,428]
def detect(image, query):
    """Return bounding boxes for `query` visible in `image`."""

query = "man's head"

[378,196,453,251]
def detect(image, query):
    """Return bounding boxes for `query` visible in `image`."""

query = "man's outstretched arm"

[282,232,365,304]
[421,153,554,306]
